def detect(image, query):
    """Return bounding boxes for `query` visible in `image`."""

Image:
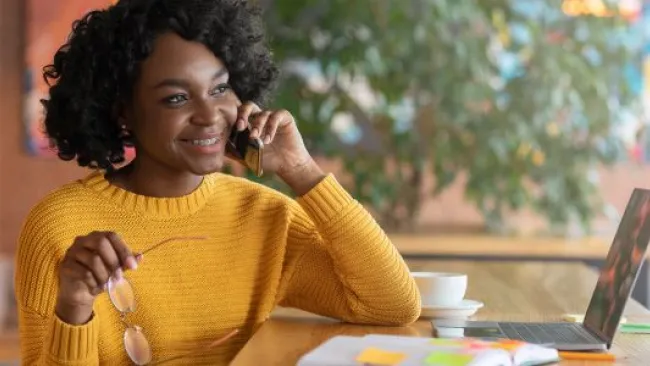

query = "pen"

[559,351,615,361]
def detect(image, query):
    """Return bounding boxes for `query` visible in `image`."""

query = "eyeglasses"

[106,236,239,365]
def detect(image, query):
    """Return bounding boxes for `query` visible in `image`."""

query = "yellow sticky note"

[562,313,627,324]
[562,314,585,323]
[356,347,407,365]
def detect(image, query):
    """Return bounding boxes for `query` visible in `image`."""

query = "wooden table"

[231,260,650,365]
[390,235,650,308]
[390,235,613,260]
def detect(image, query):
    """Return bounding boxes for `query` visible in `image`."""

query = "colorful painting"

[24,0,115,156]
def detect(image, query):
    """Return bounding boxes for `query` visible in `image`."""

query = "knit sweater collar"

[82,170,220,219]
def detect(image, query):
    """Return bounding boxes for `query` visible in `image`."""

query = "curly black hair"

[42,0,278,170]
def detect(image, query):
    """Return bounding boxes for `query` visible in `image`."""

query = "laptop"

[432,188,650,351]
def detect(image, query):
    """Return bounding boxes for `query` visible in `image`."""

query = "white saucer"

[420,299,484,319]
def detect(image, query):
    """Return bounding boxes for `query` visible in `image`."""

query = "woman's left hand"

[236,102,326,195]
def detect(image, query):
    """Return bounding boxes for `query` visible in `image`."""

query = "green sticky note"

[425,352,473,366]
[620,323,650,334]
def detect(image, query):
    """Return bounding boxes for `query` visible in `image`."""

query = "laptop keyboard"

[499,322,599,344]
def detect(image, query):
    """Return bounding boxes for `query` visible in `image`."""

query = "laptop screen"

[584,188,650,344]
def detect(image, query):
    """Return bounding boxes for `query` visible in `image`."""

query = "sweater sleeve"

[276,174,421,325]
[18,308,100,366]
[15,205,100,365]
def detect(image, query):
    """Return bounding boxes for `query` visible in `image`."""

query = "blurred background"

[1,0,650,358]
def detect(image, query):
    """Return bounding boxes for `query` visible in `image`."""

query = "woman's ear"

[118,115,130,130]
[116,101,134,129]
[115,102,135,146]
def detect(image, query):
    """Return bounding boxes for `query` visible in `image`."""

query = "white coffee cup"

[435,326,465,338]
[411,272,467,307]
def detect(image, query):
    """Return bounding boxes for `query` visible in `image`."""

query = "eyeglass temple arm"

[138,236,209,256]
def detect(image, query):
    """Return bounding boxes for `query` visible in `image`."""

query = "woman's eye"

[163,94,188,105]
[210,84,232,96]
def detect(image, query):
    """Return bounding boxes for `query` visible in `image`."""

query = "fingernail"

[250,128,259,138]
[127,257,138,270]
[264,135,271,144]
[135,253,144,262]
[115,268,123,281]
[238,119,246,131]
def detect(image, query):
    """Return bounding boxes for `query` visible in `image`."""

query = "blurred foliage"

[255,0,638,233]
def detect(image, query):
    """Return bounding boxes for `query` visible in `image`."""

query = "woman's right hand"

[55,231,139,325]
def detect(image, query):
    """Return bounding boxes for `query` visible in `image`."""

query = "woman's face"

[125,32,240,176]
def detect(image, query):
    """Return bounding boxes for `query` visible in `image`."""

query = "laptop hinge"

[582,323,611,348]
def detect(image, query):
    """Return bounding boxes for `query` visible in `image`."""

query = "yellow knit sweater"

[15,171,421,365]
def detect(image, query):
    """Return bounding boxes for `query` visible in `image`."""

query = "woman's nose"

[190,100,222,127]
[191,99,237,127]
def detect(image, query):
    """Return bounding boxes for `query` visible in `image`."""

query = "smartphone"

[226,127,264,177]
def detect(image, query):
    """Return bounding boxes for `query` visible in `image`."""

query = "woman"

[14,0,421,364]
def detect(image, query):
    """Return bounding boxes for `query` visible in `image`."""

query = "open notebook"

[297,334,559,366]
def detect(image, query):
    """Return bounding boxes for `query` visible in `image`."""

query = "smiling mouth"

[181,137,220,146]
